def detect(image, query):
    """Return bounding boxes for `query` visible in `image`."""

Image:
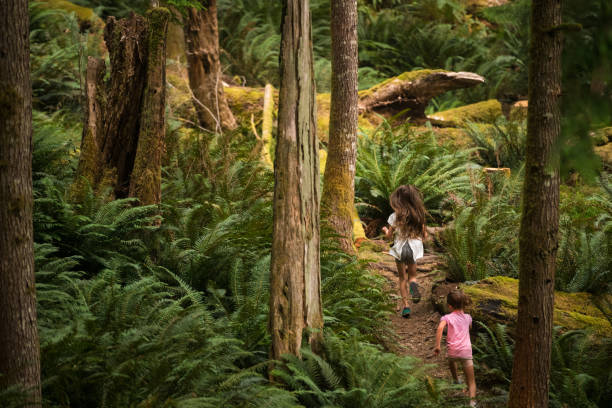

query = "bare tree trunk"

[71,9,170,205]
[184,0,236,132]
[270,0,323,359]
[321,0,359,253]
[508,0,563,407]
[0,0,42,404]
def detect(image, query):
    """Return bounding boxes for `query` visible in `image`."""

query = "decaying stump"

[71,9,170,205]
[357,70,485,119]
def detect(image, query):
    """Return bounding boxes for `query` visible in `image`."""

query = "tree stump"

[71,8,170,205]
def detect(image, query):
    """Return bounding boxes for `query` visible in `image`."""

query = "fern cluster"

[271,330,446,408]
[355,121,477,224]
[473,322,612,408]
[556,179,612,294]
[464,117,527,170]
[441,170,522,282]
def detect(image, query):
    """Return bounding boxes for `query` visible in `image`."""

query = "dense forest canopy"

[1,0,611,407]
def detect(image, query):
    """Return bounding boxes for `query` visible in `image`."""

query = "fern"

[271,330,439,408]
[355,120,477,223]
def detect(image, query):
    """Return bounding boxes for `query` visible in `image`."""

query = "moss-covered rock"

[433,276,611,336]
[591,127,612,146]
[594,143,612,168]
[427,99,503,127]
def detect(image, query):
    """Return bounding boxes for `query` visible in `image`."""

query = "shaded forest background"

[2,0,611,407]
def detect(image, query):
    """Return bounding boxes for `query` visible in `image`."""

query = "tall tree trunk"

[184,0,236,132]
[321,0,358,253]
[508,1,563,407]
[71,9,170,205]
[0,0,42,404]
[270,0,323,359]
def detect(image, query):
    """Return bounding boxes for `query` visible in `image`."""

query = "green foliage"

[32,110,80,184]
[35,245,297,407]
[355,121,477,221]
[217,0,332,89]
[464,118,527,170]
[271,330,442,408]
[474,322,612,408]
[30,2,91,113]
[441,171,521,282]
[557,180,612,294]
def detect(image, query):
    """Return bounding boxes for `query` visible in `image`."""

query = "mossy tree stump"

[71,9,170,205]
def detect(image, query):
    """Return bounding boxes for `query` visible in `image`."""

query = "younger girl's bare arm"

[434,320,447,355]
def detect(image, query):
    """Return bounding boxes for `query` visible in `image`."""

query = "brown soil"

[367,247,451,380]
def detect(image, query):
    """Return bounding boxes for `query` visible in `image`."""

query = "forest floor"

[363,240,488,406]
[365,244,449,378]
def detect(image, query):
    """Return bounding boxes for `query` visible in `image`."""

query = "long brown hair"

[390,184,426,238]
[447,289,472,310]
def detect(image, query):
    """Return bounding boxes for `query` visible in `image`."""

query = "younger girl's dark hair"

[447,290,471,310]
[390,184,426,238]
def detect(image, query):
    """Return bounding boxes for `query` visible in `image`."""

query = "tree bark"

[0,0,42,404]
[71,10,170,205]
[184,0,236,132]
[508,1,563,407]
[270,0,323,359]
[321,0,358,253]
[129,8,170,205]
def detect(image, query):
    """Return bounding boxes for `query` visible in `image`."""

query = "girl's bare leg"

[448,359,459,383]
[407,263,417,283]
[463,361,477,402]
[395,260,409,309]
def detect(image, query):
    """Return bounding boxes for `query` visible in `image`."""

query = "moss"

[145,8,170,66]
[591,127,612,146]
[358,69,446,99]
[43,0,98,23]
[224,86,267,123]
[462,276,612,336]
[594,143,612,167]
[428,99,503,126]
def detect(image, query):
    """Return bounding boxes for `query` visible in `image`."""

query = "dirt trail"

[364,241,493,407]
[367,247,451,380]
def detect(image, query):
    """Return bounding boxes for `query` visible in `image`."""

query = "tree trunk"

[270,0,323,359]
[71,9,170,205]
[129,8,170,205]
[321,0,358,253]
[184,0,236,132]
[507,1,563,407]
[0,0,42,404]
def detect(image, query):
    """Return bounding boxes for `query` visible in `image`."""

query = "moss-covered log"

[357,70,484,118]
[427,99,503,127]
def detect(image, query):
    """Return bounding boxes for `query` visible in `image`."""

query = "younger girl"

[382,185,427,318]
[434,290,476,407]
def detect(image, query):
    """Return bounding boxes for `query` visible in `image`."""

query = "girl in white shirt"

[382,185,427,318]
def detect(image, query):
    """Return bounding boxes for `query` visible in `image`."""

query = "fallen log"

[357,70,485,118]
